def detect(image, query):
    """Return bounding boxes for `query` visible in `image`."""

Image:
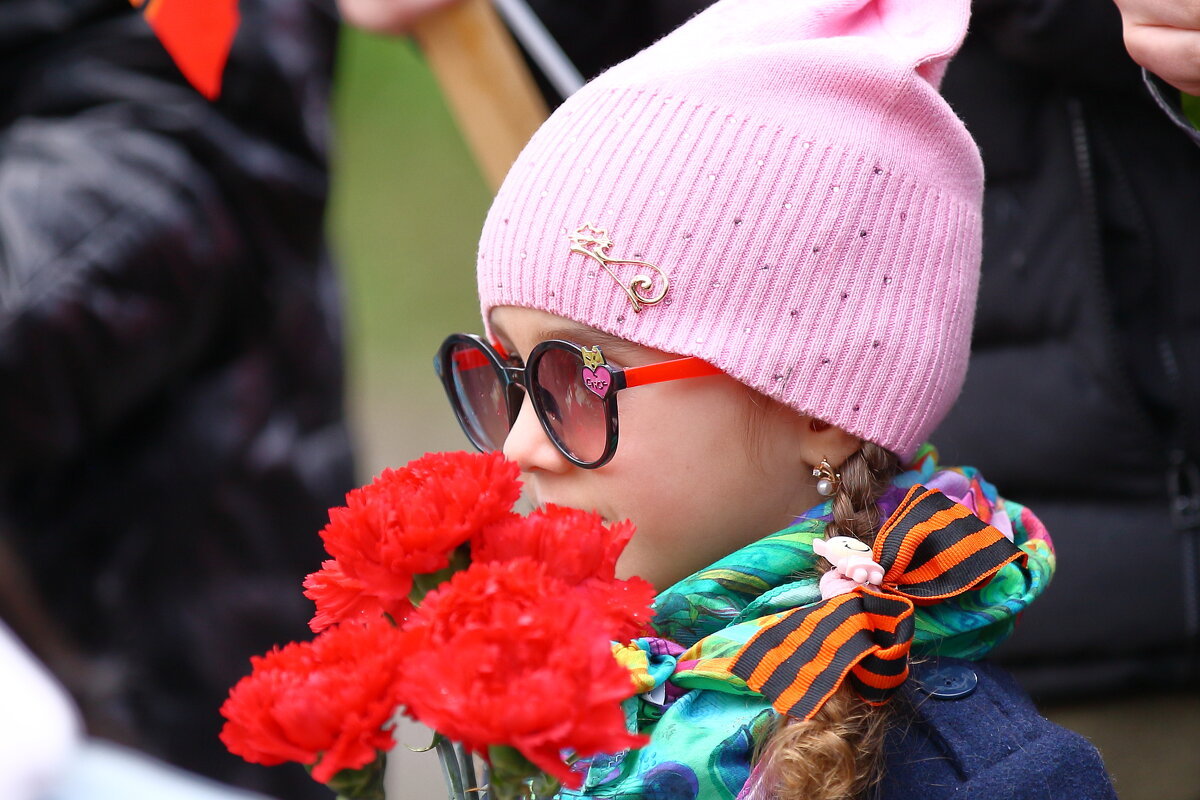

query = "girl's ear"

[799,419,862,471]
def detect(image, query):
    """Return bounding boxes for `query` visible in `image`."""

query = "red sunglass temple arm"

[448,341,512,371]
[622,357,723,387]
[454,343,721,387]
[452,348,493,370]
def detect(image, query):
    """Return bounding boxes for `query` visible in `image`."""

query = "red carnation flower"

[305,451,521,631]
[401,560,649,787]
[303,560,384,633]
[473,504,635,584]
[577,577,657,644]
[474,506,654,641]
[403,557,558,639]
[219,619,411,784]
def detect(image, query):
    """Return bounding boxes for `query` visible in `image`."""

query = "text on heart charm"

[582,366,613,398]
[580,346,614,398]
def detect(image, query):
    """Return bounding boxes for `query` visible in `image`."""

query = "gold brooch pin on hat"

[568,223,669,313]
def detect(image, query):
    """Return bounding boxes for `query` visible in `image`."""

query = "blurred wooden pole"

[412,0,549,191]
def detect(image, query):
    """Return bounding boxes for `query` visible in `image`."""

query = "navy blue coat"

[880,658,1117,799]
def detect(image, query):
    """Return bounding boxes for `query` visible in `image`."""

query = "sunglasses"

[435,333,723,468]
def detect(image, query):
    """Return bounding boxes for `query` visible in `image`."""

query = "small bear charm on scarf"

[812,536,885,599]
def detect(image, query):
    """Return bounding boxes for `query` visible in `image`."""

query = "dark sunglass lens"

[446,341,510,451]
[534,347,608,464]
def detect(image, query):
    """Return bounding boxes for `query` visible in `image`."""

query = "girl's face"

[488,307,859,590]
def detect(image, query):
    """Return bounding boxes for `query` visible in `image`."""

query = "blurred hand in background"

[1114,0,1200,94]
[337,0,461,34]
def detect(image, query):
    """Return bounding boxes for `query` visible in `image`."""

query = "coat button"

[914,663,978,700]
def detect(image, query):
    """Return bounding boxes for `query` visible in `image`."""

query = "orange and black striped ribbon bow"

[730,484,1027,720]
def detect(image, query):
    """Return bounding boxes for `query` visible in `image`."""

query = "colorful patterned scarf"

[558,447,1056,799]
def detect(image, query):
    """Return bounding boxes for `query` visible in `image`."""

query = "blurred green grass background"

[328,27,493,478]
[327,31,495,791]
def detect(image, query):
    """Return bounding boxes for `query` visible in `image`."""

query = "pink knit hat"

[477,0,983,460]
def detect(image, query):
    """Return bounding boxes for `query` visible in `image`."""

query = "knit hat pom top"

[477,0,984,460]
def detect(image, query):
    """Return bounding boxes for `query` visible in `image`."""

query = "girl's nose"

[502,392,569,473]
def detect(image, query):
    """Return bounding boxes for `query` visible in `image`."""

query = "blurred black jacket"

[529,0,1200,698]
[0,0,350,796]
[933,0,1200,698]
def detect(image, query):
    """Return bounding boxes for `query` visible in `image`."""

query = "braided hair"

[751,441,902,800]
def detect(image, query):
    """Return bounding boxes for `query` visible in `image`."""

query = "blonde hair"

[753,441,903,800]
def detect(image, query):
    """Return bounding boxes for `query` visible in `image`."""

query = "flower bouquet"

[219,451,654,800]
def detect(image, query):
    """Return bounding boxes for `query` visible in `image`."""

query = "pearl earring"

[813,458,841,497]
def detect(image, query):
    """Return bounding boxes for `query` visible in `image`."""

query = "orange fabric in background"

[131,0,240,99]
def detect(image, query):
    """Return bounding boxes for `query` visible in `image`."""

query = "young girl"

[434,0,1117,797]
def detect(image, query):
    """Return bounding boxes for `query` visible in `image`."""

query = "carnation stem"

[434,734,468,799]
[455,741,482,795]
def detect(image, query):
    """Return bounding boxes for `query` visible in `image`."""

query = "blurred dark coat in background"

[0,1,351,797]
[528,0,1200,699]
[932,0,1200,698]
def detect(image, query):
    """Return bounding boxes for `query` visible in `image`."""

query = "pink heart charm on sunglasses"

[582,366,613,398]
